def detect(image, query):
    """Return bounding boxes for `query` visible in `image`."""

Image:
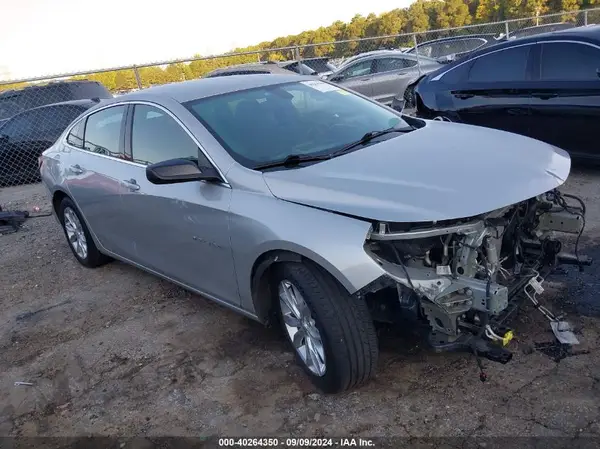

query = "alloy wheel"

[278,279,326,376]
[63,207,88,260]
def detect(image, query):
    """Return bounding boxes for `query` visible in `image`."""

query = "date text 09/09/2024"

[218,438,376,447]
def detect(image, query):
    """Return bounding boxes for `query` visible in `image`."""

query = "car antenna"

[91,97,101,103]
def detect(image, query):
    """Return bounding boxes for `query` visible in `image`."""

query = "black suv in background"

[0,80,112,125]
[0,99,99,186]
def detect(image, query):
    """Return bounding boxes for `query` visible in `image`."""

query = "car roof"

[205,62,296,77]
[467,24,600,56]
[337,49,435,69]
[412,33,498,47]
[113,74,314,104]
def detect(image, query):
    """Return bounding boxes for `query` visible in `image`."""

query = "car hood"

[262,121,571,223]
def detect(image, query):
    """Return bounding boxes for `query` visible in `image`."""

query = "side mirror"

[146,158,222,185]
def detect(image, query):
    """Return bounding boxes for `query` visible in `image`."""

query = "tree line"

[1,0,598,93]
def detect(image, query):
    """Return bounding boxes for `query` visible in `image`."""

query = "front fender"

[228,190,386,314]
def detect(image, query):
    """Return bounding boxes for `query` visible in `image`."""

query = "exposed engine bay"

[360,189,591,377]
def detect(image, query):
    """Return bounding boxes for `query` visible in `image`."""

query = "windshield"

[184,80,408,169]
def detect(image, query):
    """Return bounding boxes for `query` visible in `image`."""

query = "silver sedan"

[325,50,443,105]
[41,75,584,392]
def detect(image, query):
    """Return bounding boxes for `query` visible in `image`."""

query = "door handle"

[122,178,140,191]
[70,164,84,175]
[361,77,372,81]
[454,93,474,99]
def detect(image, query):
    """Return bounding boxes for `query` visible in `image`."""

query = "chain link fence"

[0,7,598,188]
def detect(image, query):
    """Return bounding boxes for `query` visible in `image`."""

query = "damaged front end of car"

[358,189,591,376]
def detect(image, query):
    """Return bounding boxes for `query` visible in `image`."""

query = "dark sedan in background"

[404,25,600,161]
[0,99,98,186]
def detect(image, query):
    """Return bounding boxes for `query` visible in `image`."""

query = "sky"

[0,0,413,81]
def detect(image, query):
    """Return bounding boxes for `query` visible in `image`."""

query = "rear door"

[117,103,238,304]
[449,43,536,136]
[528,41,600,159]
[332,59,375,97]
[370,57,420,105]
[63,105,132,255]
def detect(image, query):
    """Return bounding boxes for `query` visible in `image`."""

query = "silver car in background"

[325,50,443,105]
[40,75,586,393]
[204,62,307,77]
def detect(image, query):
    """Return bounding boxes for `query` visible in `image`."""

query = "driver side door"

[117,103,239,305]
[332,59,375,98]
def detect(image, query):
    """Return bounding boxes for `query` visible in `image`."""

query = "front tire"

[274,261,379,393]
[58,196,111,268]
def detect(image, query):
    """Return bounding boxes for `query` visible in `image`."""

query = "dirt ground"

[0,169,599,441]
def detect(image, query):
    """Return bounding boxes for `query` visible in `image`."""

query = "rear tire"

[273,261,379,393]
[58,196,112,268]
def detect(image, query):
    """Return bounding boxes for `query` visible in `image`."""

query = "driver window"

[540,42,600,81]
[338,60,373,79]
[374,58,410,73]
[131,104,207,166]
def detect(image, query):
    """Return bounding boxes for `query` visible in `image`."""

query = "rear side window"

[284,62,300,73]
[304,60,331,73]
[374,58,416,73]
[540,42,600,81]
[468,45,531,82]
[339,60,373,79]
[83,106,126,158]
[442,38,487,57]
[67,119,85,148]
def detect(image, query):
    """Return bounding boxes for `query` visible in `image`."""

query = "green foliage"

[0,0,593,94]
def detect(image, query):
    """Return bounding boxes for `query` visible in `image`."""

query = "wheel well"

[52,190,69,215]
[251,250,341,324]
